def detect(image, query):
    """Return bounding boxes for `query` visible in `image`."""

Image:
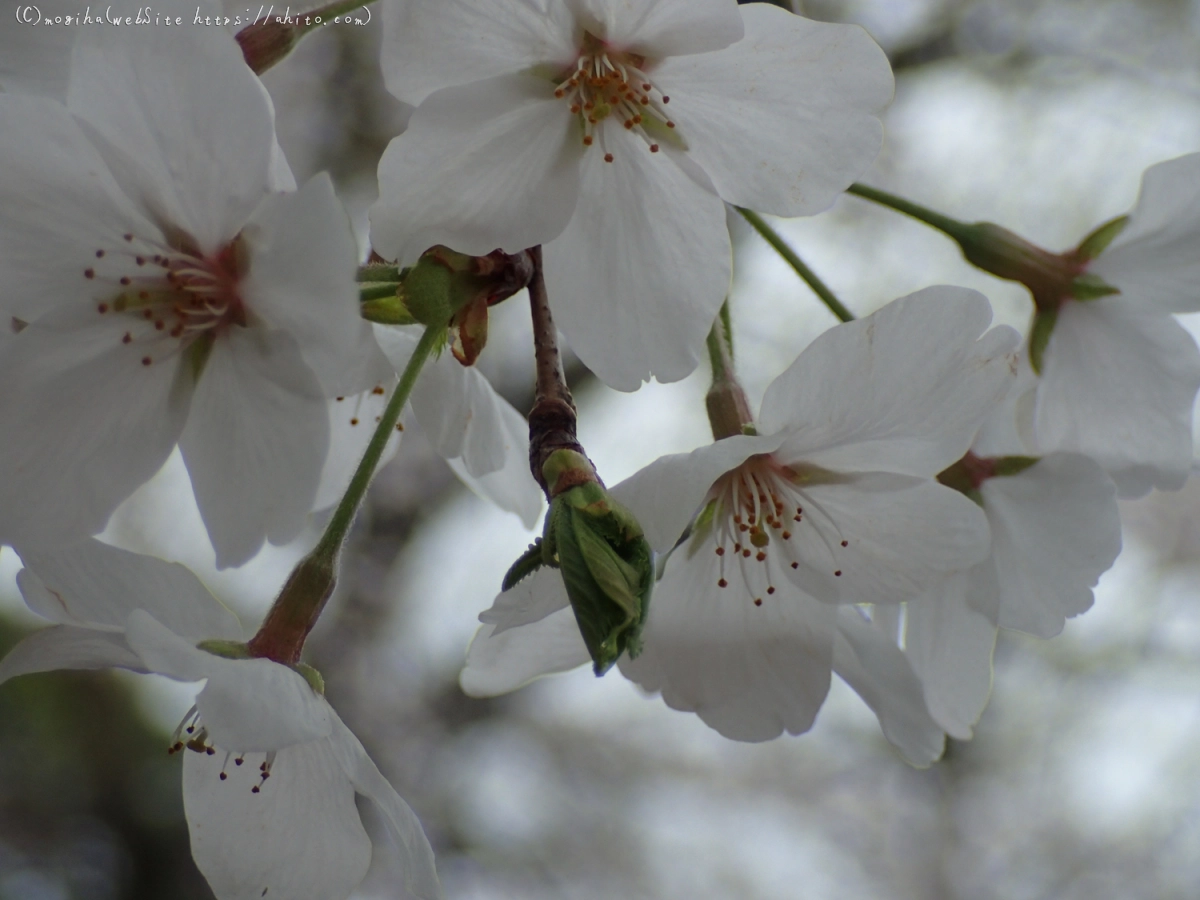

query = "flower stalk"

[737,208,855,323]
[705,309,756,441]
[247,322,444,665]
[236,0,378,74]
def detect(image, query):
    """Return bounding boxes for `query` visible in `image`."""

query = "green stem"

[314,323,442,559]
[358,282,402,302]
[357,264,402,283]
[737,208,855,323]
[247,323,442,664]
[705,308,733,383]
[845,183,973,242]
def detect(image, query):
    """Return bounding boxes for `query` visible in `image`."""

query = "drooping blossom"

[0,539,442,900]
[902,395,1122,739]
[0,26,387,567]
[371,0,893,390]
[1031,152,1200,496]
[463,288,1019,760]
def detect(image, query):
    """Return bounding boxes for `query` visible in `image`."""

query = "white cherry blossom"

[0,539,442,900]
[371,0,893,390]
[904,393,1122,739]
[1033,152,1200,496]
[462,288,1018,760]
[0,26,386,566]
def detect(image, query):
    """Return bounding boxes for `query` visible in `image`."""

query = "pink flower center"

[554,33,676,162]
[85,230,248,368]
[706,454,849,607]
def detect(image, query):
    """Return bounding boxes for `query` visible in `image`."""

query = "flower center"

[168,705,277,793]
[554,32,676,162]
[703,454,849,606]
[85,230,248,369]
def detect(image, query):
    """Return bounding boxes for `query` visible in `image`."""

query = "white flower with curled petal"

[371,0,893,390]
[0,540,442,900]
[901,390,1122,739]
[0,26,386,566]
[1031,152,1200,496]
[463,288,1018,761]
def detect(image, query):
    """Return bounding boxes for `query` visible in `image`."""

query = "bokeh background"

[3,0,1200,897]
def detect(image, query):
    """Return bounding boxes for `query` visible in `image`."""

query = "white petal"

[905,570,998,740]
[126,611,333,751]
[16,539,240,639]
[653,5,891,215]
[609,432,785,553]
[479,567,570,634]
[793,473,991,606]
[567,0,743,56]
[0,626,142,685]
[372,75,581,264]
[0,1,75,99]
[1034,298,1200,496]
[328,716,443,900]
[313,385,403,512]
[0,94,157,322]
[832,608,945,766]
[242,174,389,397]
[381,0,578,105]
[543,130,730,390]
[411,348,512,475]
[446,413,545,529]
[180,328,328,569]
[460,609,590,698]
[1091,153,1200,314]
[183,737,370,900]
[67,26,274,253]
[982,453,1122,637]
[762,288,1020,477]
[619,545,837,742]
[0,304,190,545]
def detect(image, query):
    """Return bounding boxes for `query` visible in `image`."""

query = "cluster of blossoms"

[0,0,1196,896]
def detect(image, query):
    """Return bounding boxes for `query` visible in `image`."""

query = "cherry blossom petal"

[0,94,158,322]
[242,174,389,397]
[126,611,333,752]
[478,567,570,634]
[981,453,1121,637]
[67,27,274,255]
[543,132,730,390]
[372,74,582,264]
[761,288,1019,477]
[609,432,785,553]
[620,546,837,742]
[832,608,945,766]
[791,473,991,606]
[182,737,371,900]
[0,627,143,685]
[1035,297,1200,496]
[567,0,743,57]
[652,4,891,216]
[0,305,191,545]
[1091,153,1200,314]
[0,1,75,99]
[328,717,444,900]
[15,540,241,639]
[460,609,591,698]
[381,0,578,106]
[905,570,998,741]
[447,426,544,530]
[180,328,328,569]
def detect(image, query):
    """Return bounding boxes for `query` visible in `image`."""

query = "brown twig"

[525,246,592,495]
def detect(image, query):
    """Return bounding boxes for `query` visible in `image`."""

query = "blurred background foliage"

[3,0,1200,897]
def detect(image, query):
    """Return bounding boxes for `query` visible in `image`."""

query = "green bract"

[503,454,654,676]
